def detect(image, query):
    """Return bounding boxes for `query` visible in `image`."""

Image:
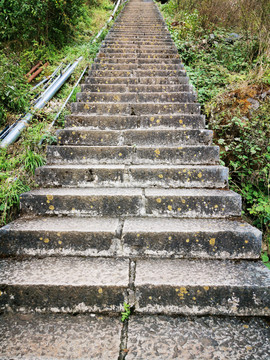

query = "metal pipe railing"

[0,57,83,148]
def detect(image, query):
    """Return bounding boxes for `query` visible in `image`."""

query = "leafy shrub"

[0,0,86,47]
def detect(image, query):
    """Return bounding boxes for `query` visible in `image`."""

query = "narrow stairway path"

[0,0,270,358]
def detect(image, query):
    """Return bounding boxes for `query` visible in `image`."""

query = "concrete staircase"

[0,0,269,358]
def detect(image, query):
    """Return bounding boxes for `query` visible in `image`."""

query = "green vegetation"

[0,0,119,227]
[159,0,270,268]
[121,302,131,322]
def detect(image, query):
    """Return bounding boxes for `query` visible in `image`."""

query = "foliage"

[0,0,86,47]
[121,302,131,322]
[160,0,270,266]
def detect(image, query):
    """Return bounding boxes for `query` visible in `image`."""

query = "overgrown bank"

[159,0,270,267]
[0,0,118,226]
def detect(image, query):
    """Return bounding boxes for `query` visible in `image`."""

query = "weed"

[121,302,131,322]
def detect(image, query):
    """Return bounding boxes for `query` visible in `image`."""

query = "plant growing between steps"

[121,302,131,322]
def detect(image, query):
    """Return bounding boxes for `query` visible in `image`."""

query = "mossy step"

[0,257,129,313]
[65,114,205,129]
[46,144,219,165]
[76,92,195,104]
[80,84,192,93]
[19,188,240,218]
[36,164,228,189]
[56,128,212,146]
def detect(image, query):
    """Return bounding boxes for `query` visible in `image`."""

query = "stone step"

[46,144,219,165]
[96,57,181,64]
[97,53,180,59]
[91,63,184,70]
[88,69,186,78]
[84,76,188,85]
[65,114,205,129]
[20,188,241,218]
[56,128,212,146]
[35,164,228,189]
[103,40,175,45]
[76,92,196,103]
[71,102,200,115]
[0,313,122,359]
[99,48,177,54]
[127,315,270,359]
[1,217,260,259]
[0,257,129,313]
[134,259,270,316]
[80,83,192,93]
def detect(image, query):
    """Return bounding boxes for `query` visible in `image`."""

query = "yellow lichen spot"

[168,236,172,240]
[72,208,75,211]
[58,240,62,245]
[156,198,162,203]
[245,240,249,244]
[175,288,179,292]
[44,238,50,243]
[209,238,216,246]
[149,296,152,300]
[203,286,209,291]
[150,117,155,122]
[72,131,76,135]
[214,205,218,209]
[197,289,201,294]
[98,288,103,294]
[57,232,61,237]
[39,237,43,241]
[154,149,160,156]
[181,199,186,204]
[243,325,249,329]
[196,239,199,242]
[58,136,61,140]
[137,234,140,237]
[47,195,53,201]
[83,156,86,160]
[198,172,202,178]
[192,297,196,300]
[240,224,246,227]
[179,119,183,124]
[156,119,160,124]
[49,205,54,210]
[46,200,50,204]
[246,346,252,351]
[119,153,122,157]
[186,238,190,243]
[168,205,172,211]
[158,174,163,178]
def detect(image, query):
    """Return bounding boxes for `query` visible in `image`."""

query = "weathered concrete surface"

[122,218,261,259]
[135,259,270,315]
[127,315,270,359]
[0,217,120,257]
[0,257,129,313]
[36,164,228,189]
[0,313,122,359]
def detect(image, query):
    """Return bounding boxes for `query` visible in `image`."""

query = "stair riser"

[84,76,188,85]
[56,129,212,146]
[96,58,181,64]
[98,53,180,59]
[80,84,192,93]
[135,286,270,316]
[20,192,240,218]
[1,227,260,259]
[88,70,186,77]
[76,92,196,103]
[35,166,228,189]
[46,146,219,166]
[0,285,126,314]
[71,102,200,115]
[91,64,184,70]
[65,114,205,129]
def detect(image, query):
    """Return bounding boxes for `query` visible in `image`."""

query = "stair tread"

[0,257,129,286]
[0,313,122,360]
